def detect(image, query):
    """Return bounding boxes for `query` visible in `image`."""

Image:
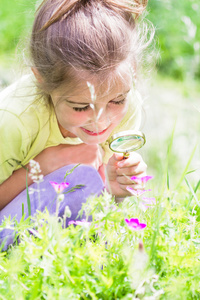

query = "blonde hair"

[30,0,153,95]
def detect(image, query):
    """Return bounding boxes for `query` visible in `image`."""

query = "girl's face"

[50,76,131,144]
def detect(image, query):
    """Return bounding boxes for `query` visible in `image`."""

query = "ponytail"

[38,0,147,31]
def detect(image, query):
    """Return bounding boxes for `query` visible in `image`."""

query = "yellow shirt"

[0,74,142,184]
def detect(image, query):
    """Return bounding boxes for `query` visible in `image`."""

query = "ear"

[31,67,43,83]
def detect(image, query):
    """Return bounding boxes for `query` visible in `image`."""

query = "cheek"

[119,102,129,119]
[60,109,89,126]
[108,105,128,122]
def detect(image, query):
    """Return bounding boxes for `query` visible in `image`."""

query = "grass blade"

[186,168,199,175]
[185,177,200,207]
[167,169,170,190]
[160,125,175,193]
[194,180,200,193]
[22,202,24,217]
[176,144,197,189]
[64,184,85,194]
[64,164,80,181]
[26,170,31,216]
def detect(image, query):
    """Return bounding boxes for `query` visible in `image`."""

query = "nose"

[91,107,111,129]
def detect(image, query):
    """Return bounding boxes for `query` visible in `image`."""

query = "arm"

[0,143,104,209]
[0,167,32,210]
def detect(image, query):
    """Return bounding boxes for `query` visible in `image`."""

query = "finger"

[116,162,147,176]
[116,175,144,188]
[108,153,124,166]
[114,152,124,161]
[117,182,144,192]
[117,153,142,169]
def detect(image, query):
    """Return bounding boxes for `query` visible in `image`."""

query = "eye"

[72,105,90,112]
[110,98,126,105]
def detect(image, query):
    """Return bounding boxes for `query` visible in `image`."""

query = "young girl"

[0,0,153,224]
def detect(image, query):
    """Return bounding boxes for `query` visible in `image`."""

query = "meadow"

[0,0,199,299]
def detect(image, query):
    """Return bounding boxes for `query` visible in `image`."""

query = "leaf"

[191,238,200,245]
[196,215,200,222]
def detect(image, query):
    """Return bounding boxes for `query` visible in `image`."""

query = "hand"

[106,152,147,197]
[34,143,104,175]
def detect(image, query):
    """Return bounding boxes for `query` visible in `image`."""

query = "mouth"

[80,127,108,136]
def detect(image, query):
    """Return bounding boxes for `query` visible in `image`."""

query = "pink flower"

[126,187,151,197]
[140,197,156,211]
[49,181,69,194]
[142,197,156,205]
[125,218,147,230]
[131,175,153,185]
[68,219,91,226]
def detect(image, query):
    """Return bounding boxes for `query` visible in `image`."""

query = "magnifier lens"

[109,131,145,153]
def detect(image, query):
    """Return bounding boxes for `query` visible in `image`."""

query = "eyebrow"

[65,90,130,105]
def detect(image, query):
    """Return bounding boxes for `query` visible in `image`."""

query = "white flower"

[28,160,44,183]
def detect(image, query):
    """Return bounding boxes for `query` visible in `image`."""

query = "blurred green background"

[0,0,35,64]
[0,0,199,185]
[0,0,199,80]
[148,0,200,80]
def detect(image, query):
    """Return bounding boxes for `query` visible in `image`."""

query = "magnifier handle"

[123,151,130,159]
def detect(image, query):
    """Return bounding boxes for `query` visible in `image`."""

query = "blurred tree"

[148,0,200,80]
[0,0,35,56]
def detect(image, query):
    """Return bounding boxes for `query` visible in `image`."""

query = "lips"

[80,127,108,136]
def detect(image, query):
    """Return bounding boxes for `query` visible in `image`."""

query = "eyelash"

[72,98,126,112]
[111,98,126,105]
[73,105,90,112]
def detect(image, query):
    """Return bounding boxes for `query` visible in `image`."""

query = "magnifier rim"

[108,130,146,152]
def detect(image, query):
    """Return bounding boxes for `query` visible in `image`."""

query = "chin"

[80,134,109,145]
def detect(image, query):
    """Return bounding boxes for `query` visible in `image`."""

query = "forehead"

[56,70,132,102]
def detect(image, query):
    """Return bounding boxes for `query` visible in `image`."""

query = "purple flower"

[126,187,151,197]
[131,175,153,185]
[49,181,69,193]
[125,218,147,230]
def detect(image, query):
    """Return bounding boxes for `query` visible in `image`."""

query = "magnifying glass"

[108,130,146,158]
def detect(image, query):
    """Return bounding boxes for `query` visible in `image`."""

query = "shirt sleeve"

[0,111,29,184]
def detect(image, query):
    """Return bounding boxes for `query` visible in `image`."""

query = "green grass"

[0,143,199,299]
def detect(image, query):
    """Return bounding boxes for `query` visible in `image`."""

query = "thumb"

[108,152,124,165]
[114,152,124,161]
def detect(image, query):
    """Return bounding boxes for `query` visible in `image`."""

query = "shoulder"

[0,74,51,137]
[0,74,36,104]
[0,111,28,183]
